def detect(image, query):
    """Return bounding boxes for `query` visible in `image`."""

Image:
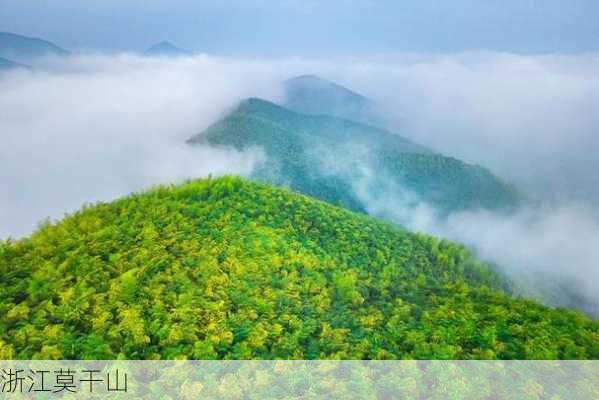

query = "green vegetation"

[1,176,596,360]
[189,98,520,215]
[377,152,521,213]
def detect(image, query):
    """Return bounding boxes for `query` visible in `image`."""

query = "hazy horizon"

[1,0,599,56]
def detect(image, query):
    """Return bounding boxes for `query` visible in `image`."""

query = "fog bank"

[355,178,599,313]
[1,52,598,313]
[0,54,282,238]
[328,52,599,203]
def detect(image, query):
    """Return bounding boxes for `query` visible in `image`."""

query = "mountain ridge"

[189,97,520,215]
[0,56,30,70]
[0,32,68,63]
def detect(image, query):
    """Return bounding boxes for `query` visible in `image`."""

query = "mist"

[1,52,598,313]
[328,52,599,204]
[0,54,284,238]
[351,173,599,314]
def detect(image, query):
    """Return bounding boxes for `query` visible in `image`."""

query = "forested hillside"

[1,177,596,360]
[189,98,520,215]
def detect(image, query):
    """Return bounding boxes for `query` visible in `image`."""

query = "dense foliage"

[1,177,596,360]
[378,152,521,213]
[189,98,520,215]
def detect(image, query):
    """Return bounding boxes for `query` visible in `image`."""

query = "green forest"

[189,98,520,215]
[1,176,596,360]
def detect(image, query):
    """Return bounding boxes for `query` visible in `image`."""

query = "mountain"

[0,56,30,70]
[0,176,595,359]
[144,41,190,57]
[189,98,520,215]
[283,75,385,126]
[0,32,68,64]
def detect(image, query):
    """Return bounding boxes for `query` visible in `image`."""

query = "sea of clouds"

[1,52,598,312]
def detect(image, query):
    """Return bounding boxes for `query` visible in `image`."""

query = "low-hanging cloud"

[0,54,287,238]
[354,178,599,314]
[299,53,599,313]
[1,52,598,314]
[309,132,599,312]
[325,52,599,204]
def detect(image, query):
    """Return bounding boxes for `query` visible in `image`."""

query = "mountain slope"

[0,32,68,63]
[189,98,520,215]
[144,41,190,57]
[284,75,384,126]
[0,56,29,70]
[0,176,596,359]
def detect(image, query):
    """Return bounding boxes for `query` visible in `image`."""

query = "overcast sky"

[1,0,598,55]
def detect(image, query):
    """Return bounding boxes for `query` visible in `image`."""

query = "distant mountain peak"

[236,97,290,113]
[0,32,68,64]
[285,75,369,101]
[283,74,384,126]
[144,41,190,57]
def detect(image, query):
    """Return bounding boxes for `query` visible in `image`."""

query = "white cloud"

[329,52,599,202]
[0,54,282,238]
[1,51,598,314]
[347,168,599,314]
